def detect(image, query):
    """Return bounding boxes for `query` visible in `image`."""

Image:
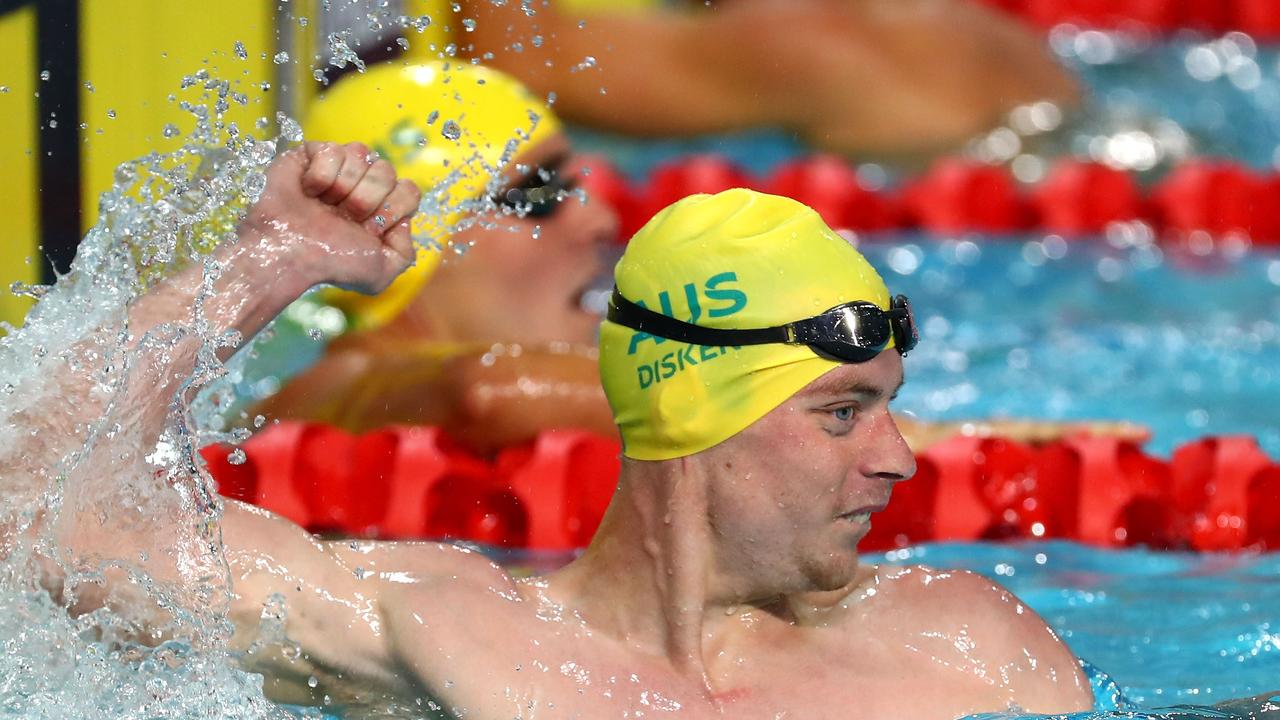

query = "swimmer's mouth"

[837,503,887,523]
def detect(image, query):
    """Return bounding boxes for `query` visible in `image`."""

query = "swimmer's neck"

[532,459,869,683]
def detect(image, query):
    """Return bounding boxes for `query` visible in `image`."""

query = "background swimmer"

[256,61,1143,456]
[452,0,1080,160]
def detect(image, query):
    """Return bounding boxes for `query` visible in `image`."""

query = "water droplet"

[273,51,290,65]
[426,110,439,125]
[39,69,50,81]
[162,124,180,138]
[297,16,309,27]
[531,35,544,48]
[233,40,247,60]
[277,112,303,142]
[48,119,57,129]
[0,86,9,93]
[253,414,267,428]
[248,139,275,165]
[462,17,476,32]
[441,120,462,140]
[308,328,323,341]
[106,109,117,119]
[9,281,49,299]
[307,676,319,688]
[244,172,267,200]
[83,81,94,93]
[227,448,247,465]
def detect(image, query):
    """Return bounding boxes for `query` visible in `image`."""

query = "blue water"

[885,542,1280,713]
[860,237,1280,459]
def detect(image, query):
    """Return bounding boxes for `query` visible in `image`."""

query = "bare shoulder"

[868,563,1094,713]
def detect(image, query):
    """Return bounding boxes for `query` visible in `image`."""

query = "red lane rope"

[972,0,1280,39]
[203,423,1280,553]
[578,154,1280,248]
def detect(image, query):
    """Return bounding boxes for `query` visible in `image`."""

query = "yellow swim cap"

[304,61,562,330]
[599,189,894,461]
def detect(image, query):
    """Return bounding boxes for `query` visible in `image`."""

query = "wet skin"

[11,145,1092,718]
[230,354,1092,719]
[344,131,617,348]
[253,132,620,451]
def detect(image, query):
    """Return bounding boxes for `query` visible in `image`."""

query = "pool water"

[861,237,1280,459]
[890,541,1280,713]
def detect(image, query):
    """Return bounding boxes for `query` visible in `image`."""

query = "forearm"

[0,234,311,641]
[463,2,787,137]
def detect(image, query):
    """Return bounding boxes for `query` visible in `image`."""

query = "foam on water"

[0,96,289,719]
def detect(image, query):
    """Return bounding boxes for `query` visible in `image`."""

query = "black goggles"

[493,161,579,219]
[607,289,918,363]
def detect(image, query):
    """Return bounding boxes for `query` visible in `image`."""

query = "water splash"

[0,3,565,714]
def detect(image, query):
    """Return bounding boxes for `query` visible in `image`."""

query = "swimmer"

[252,61,620,451]
[258,61,1144,456]
[453,0,1080,160]
[4,162,1098,717]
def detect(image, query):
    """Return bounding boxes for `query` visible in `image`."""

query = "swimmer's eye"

[831,406,856,422]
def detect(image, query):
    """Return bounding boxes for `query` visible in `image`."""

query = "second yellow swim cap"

[599,188,894,461]
[305,61,562,330]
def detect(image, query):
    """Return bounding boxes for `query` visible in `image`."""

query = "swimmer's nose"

[570,190,620,248]
[862,411,917,484]
[565,183,619,248]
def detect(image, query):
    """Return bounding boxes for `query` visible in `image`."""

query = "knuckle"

[399,179,422,201]
[345,195,375,217]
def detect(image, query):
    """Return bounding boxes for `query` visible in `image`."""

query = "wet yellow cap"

[304,61,562,330]
[599,188,893,461]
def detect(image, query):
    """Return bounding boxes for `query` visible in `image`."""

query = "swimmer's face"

[698,352,916,596]
[431,132,618,346]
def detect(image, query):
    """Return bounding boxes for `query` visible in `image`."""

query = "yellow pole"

[0,5,40,332]
[79,0,276,229]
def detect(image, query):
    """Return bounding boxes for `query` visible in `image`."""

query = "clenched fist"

[239,141,422,298]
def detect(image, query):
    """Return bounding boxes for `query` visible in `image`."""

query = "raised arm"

[0,141,505,700]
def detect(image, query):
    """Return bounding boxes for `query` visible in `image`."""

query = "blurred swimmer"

[258,61,1142,455]
[451,0,1080,160]
[6,167,1098,718]
[254,61,620,449]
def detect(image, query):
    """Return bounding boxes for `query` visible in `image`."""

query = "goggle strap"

[607,289,790,347]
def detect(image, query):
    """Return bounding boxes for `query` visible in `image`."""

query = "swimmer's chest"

[407,603,1003,720]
